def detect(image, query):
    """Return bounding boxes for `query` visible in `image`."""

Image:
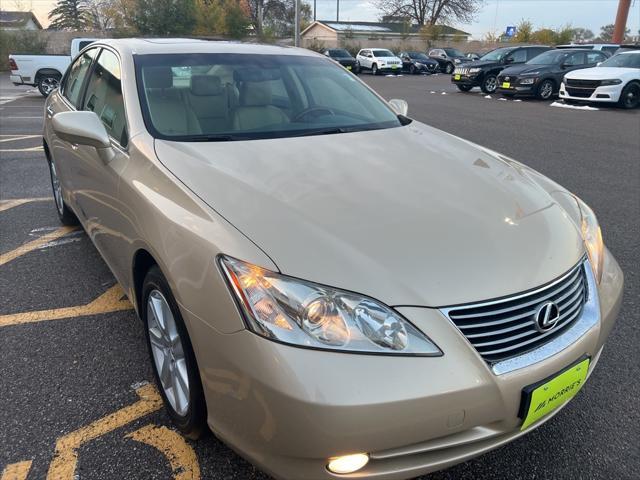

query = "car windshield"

[526,50,570,65]
[372,50,394,57]
[480,48,512,61]
[598,52,640,68]
[135,53,402,141]
[409,52,429,61]
[328,49,351,58]
[444,48,464,57]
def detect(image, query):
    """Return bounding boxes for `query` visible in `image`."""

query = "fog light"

[327,453,369,474]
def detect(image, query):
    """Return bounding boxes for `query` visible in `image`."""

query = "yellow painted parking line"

[0,197,52,213]
[0,284,133,327]
[128,425,201,480]
[0,461,32,480]
[0,226,77,266]
[46,384,163,480]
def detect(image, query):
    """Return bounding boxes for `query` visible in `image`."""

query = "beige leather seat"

[187,75,230,133]
[232,80,289,131]
[143,67,201,136]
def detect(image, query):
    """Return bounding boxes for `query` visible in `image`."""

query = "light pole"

[337,0,340,21]
[294,0,301,47]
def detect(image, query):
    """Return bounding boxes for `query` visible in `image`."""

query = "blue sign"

[505,25,517,37]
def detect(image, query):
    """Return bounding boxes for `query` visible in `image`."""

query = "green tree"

[554,25,573,45]
[48,0,92,30]
[599,23,630,42]
[131,0,197,35]
[222,0,250,38]
[512,19,533,43]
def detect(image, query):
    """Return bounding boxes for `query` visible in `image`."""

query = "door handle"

[46,106,54,118]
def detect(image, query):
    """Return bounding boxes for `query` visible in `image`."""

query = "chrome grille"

[444,260,588,363]
[455,67,469,75]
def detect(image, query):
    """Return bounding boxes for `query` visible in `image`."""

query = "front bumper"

[187,249,623,480]
[451,73,482,87]
[496,77,537,96]
[559,82,624,103]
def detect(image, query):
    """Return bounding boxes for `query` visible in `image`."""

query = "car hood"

[154,123,584,307]
[463,60,500,69]
[501,64,551,76]
[375,57,401,62]
[564,66,638,79]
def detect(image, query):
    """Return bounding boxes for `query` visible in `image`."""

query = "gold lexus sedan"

[43,39,623,480]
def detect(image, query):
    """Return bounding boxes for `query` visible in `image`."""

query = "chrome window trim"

[440,258,600,375]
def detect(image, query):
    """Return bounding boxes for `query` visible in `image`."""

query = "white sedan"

[560,51,640,108]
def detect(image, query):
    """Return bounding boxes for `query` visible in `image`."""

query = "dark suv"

[452,45,551,93]
[323,48,359,74]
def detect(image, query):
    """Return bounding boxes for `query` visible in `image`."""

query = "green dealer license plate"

[519,357,590,430]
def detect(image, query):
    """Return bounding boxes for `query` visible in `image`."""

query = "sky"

[9,0,640,40]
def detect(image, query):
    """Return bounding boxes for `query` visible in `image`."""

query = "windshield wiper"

[176,134,247,142]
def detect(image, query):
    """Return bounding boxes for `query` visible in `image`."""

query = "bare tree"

[375,0,483,26]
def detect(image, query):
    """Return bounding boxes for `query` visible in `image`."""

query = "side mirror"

[388,98,408,116]
[52,111,114,163]
[504,57,514,64]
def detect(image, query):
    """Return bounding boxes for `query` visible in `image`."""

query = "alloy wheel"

[484,76,497,93]
[49,160,64,216]
[147,289,190,416]
[539,81,553,100]
[372,64,378,75]
[40,77,59,96]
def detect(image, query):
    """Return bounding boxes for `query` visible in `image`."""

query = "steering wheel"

[293,106,335,122]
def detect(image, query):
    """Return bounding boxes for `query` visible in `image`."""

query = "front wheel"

[409,64,416,75]
[143,266,207,439]
[618,82,640,109]
[536,79,555,100]
[38,74,61,97]
[371,64,378,76]
[481,74,498,94]
[457,84,473,92]
[444,63,454,74]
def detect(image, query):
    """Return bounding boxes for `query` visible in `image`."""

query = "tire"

[536,79,555,100]
[618,82,640,109]
[481,74,498,94]
[371,63,378,76]
[444,63,454,74]
[37,73,61,97]
[142,266,207,439]
[47,155,78,226]
[409,64,416,75]
[457,84,473,92]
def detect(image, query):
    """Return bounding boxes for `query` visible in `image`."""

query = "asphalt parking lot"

[1,71,638,480]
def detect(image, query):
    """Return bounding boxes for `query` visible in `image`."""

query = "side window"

[564,52,585,66]
[586,52,606,64]
[61,48,97,107]
[78,40,94,50]
[82,49,128,148]
[527,48,547,61]
[508,49,527,63]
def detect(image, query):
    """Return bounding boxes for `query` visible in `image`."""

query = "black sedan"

[398,51,439,74]
[497,49,609,99]
[323,48,359,73]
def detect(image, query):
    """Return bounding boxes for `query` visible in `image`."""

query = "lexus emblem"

[535,302,560,332]
[505,76,510,81]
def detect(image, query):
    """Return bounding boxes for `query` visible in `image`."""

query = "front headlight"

[574,197,604,283]
[600,79,622,86]
[220,256,441,355]
[469,67,481,73]
[519,78,536,84]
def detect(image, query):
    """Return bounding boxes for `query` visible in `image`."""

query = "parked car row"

[451,45,640,108]
[324,47,479,75]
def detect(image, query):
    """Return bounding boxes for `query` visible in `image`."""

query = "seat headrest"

[241,82,272,107]
[191,75,222,96]
[144,66,173,89]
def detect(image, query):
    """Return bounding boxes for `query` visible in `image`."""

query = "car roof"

[92,38,316,57]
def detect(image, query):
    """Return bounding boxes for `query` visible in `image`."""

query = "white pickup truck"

[9,38,98,96]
